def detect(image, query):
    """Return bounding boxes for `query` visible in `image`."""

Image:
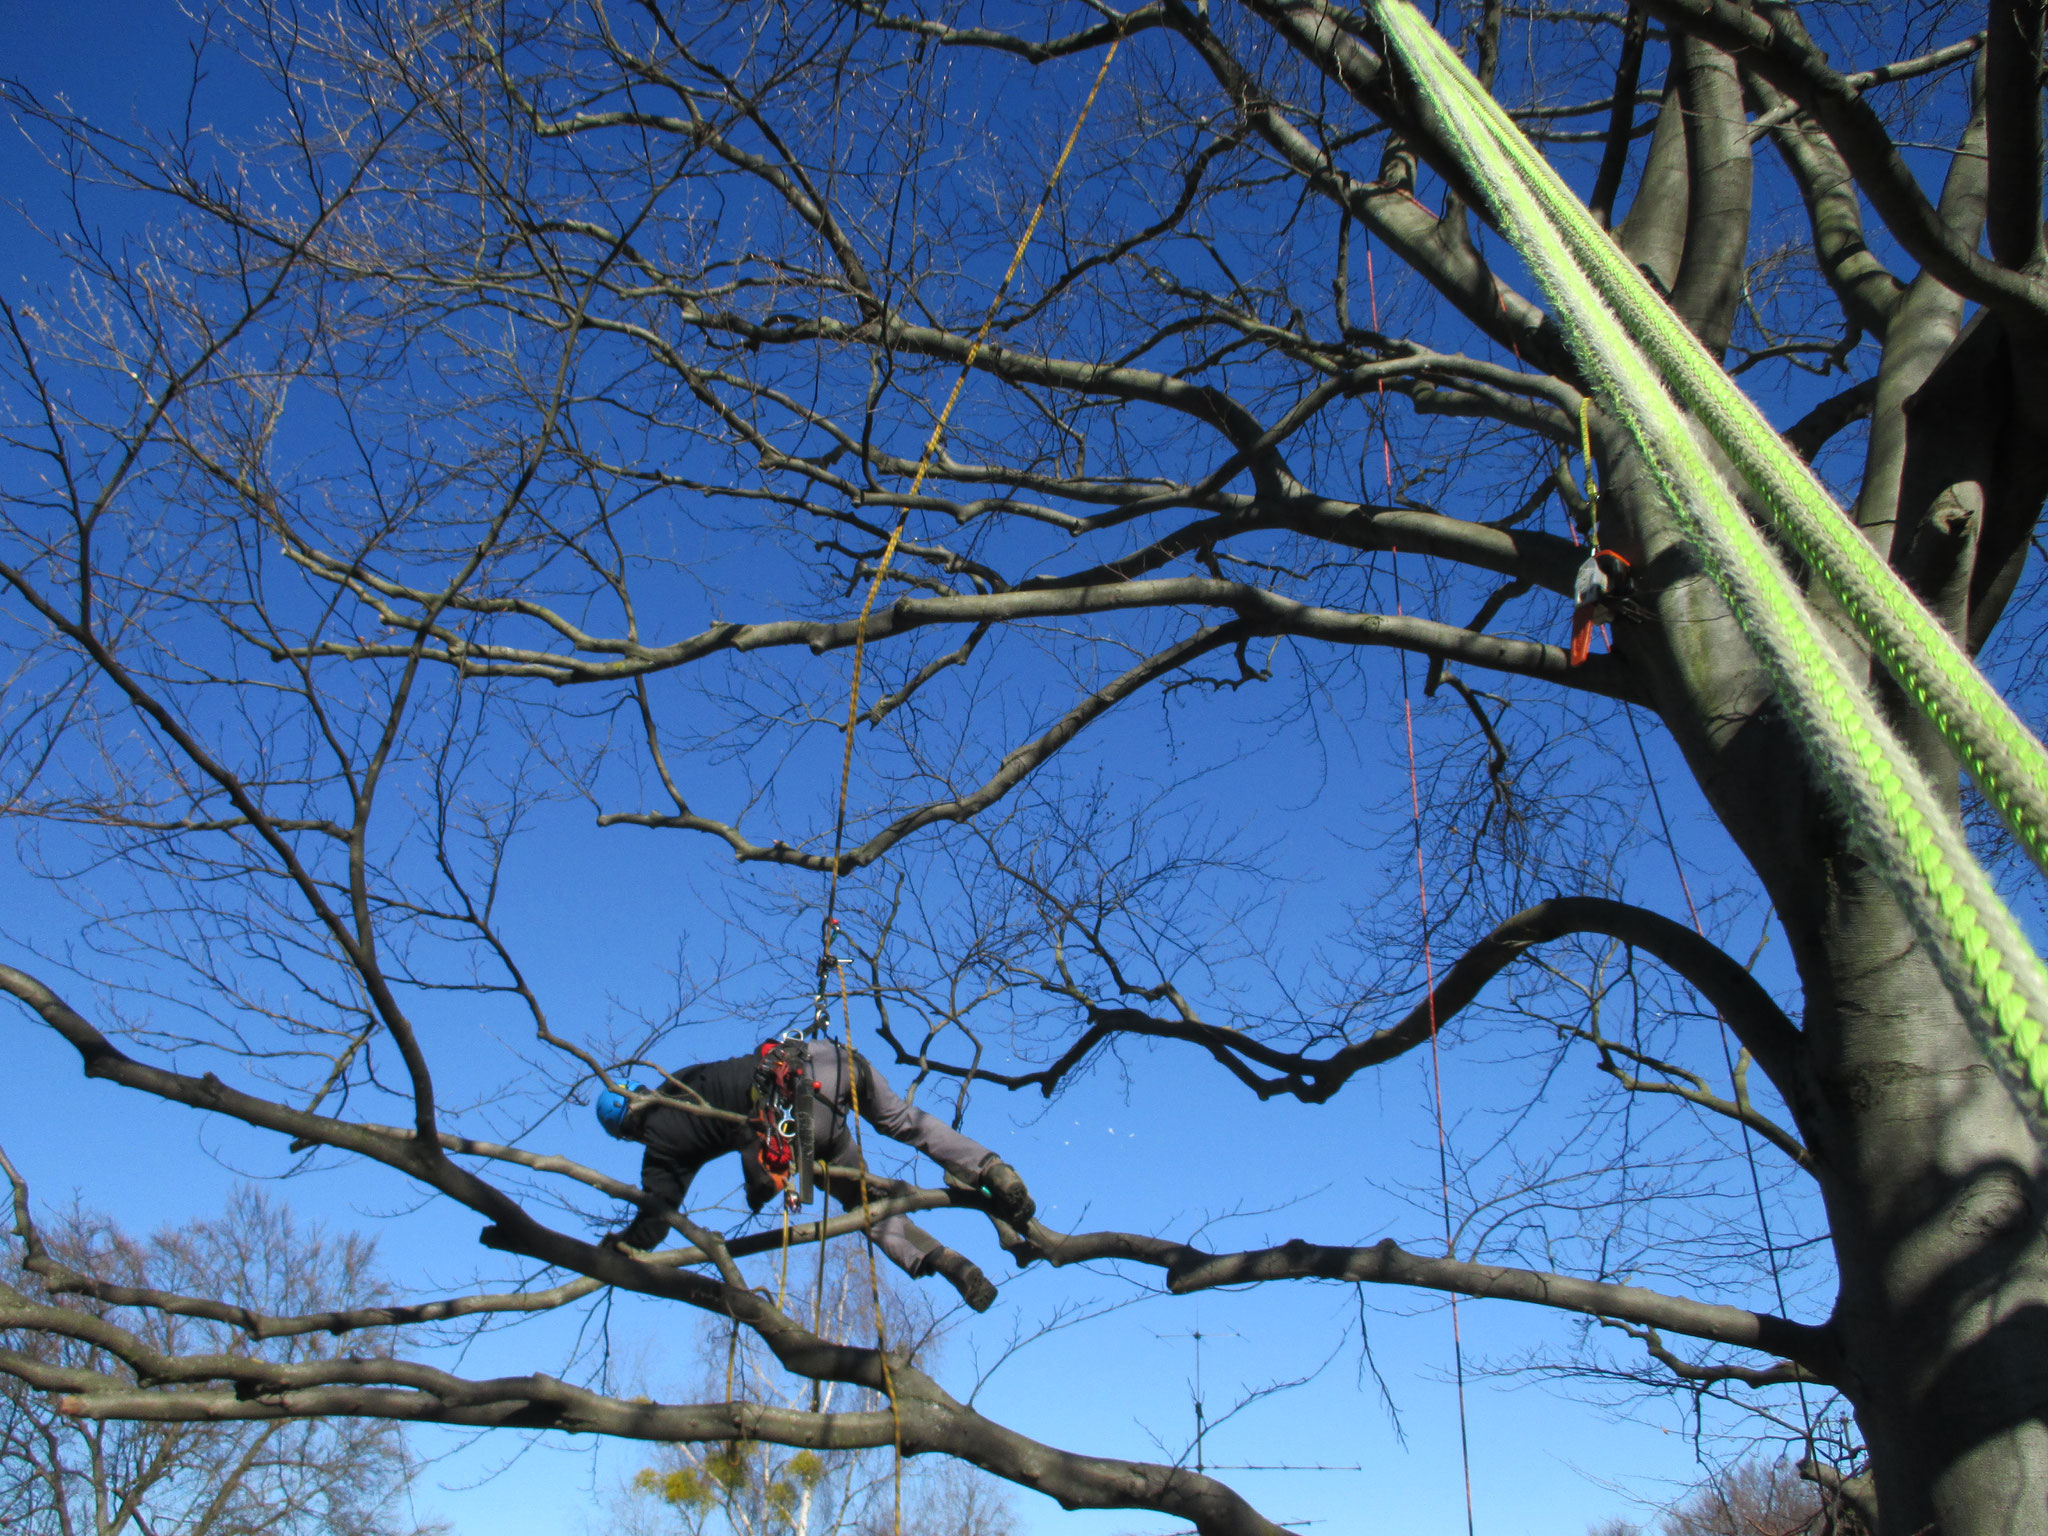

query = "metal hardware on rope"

[1567,395,1632,668]
[749,1037,817,1209]
[1371,0,2048,1126]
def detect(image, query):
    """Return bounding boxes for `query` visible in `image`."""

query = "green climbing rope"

[1387,5,2048,888]
[1370,0,2048,1115]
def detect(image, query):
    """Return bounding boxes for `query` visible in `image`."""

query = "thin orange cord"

[1369,237,1478,1536]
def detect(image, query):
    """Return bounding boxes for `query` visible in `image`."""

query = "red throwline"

[1367,240,1479,1536]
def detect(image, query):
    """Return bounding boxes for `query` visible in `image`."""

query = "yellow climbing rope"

[799,42,1125,1535]
[821,38,1124,937]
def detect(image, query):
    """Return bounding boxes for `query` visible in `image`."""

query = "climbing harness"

[1372,0,2048,1124]
[747,1037,819,1209]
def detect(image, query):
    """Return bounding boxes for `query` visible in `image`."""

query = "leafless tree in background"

[0,0,2043,1533]
[0,1184,441,1536]
[1657,1460,1826,1536]
[1593,1448,1870,1536]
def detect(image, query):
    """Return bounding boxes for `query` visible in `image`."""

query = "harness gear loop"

[748,1037,819,1208]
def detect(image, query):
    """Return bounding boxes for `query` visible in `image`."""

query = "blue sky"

[0,5,1850,1535]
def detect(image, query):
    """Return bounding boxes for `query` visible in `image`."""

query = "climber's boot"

[926,1245,998,1312]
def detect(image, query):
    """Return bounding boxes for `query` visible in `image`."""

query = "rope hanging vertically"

[796,42,1123,1536]
[1371,0,2048,1124]
[815,38,1124,1015]
[1625,709,1822,1471]
[1366,234,1479,1536]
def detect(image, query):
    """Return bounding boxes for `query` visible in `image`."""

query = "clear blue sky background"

[0,5,1840,1536]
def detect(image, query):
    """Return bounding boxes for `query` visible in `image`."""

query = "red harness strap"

[747,1039,819,1204]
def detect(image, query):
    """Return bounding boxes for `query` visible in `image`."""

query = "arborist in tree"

[595,1038,1036,1313]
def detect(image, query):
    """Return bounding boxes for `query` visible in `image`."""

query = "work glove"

[979,1160,1036,1227]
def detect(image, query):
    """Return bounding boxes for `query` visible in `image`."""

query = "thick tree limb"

[284,576,1632,697]
[838,0,1168,61]
[1783,378,1879,462]
[597,607,1629,881]
[1633,0,2048,322]
[1027,495,1583,597]
[1618,76,1691,292]
[1847,73,1988,556]
[1752,78,1906,339]
[1983,0,2046,270]
[1588,6,1650,227]
[1181,0,1575,376]
[32,1361,1289,1536]
[1800,1460,1880,1531]
[875,895,1803,1109]
[9,1274,1290,1536]
[990,1218,1839,1379]
[1152,1237,1838,1378]
[1668,35,1753,356]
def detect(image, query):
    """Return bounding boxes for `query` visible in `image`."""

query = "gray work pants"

[745,1041,997,1278]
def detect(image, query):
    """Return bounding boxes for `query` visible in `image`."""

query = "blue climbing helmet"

[596,1082,645,1140]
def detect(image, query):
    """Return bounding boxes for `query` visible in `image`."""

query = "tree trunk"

[1610,302,2048,1530]
[1800,861,2048,1536]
